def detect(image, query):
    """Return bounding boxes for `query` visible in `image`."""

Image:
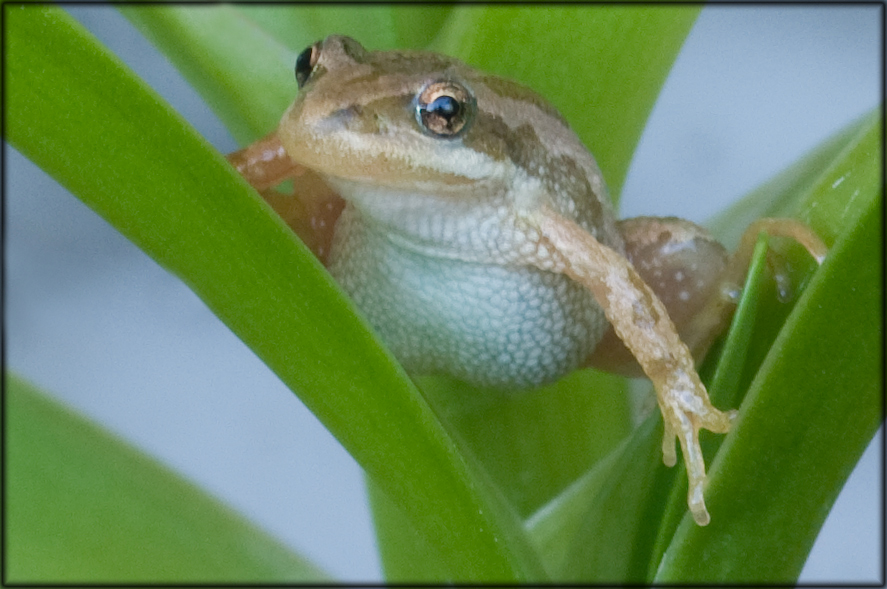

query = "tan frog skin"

[228,35,826,526]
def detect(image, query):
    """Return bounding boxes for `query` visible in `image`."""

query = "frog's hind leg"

[586,216,828,376]
[678,218,827,367]
[721,218,828,296]
[228,133,345,264]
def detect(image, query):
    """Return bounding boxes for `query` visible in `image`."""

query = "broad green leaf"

[233,5,453,52]
[370,369,632,580]
[654,113,882,583]
[366,476,452,581]
[369,370,633,580]
[6,6,544,581]
[417,371,631,517]
[560,416,674,581]
[5,374,327,582]
[119,5,297,144]
[523,436,630,577]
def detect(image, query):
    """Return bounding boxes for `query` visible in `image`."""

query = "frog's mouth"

[283,135,506,191]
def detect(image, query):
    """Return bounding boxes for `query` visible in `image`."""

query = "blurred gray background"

[6,5,882,582]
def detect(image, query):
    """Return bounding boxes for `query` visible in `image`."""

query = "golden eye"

[415,80,475,138]
[295,41,321,89]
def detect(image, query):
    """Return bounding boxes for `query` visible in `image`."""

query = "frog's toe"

[699,405,737,434]
[689,479,711,526]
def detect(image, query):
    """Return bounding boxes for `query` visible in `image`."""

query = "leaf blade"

[654,113,883,583]
[6,6,543,581]
[6,374,329,582]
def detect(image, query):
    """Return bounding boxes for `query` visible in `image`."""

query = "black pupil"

[427,96,459,120]
[295,46,314,88]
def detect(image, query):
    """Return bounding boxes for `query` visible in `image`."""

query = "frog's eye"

[415,80,475,138]
[295,41,322,89]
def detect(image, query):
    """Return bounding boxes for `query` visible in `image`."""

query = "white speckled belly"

[328,207,608,389]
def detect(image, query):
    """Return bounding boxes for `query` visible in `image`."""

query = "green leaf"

[119,5,297,144]
[5,374,327,582]
[366,476,452,581]
[419,370,632,518]
[524,435,630,577]
[369,369,632,580]
[563,418,675,581]
[233,5,453,52]
[6,6,544,581]
[654,113,882,583]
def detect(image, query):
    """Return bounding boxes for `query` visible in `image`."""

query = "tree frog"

[228,35,826,526]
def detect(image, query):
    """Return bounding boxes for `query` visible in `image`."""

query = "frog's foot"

[723,218,828,295]
[678,217,828,372]
[657,369,739,525]
[227,133,345,264]
[227,132,297,191]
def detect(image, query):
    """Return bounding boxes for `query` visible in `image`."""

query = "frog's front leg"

[545,211,827,524]
[587,217,730,376]
[530,207,737,526]
[227,134,344,263]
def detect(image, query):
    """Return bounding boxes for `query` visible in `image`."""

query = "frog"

[227,35,826,526]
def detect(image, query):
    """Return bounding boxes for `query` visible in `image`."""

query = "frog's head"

[277,36,605,215]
